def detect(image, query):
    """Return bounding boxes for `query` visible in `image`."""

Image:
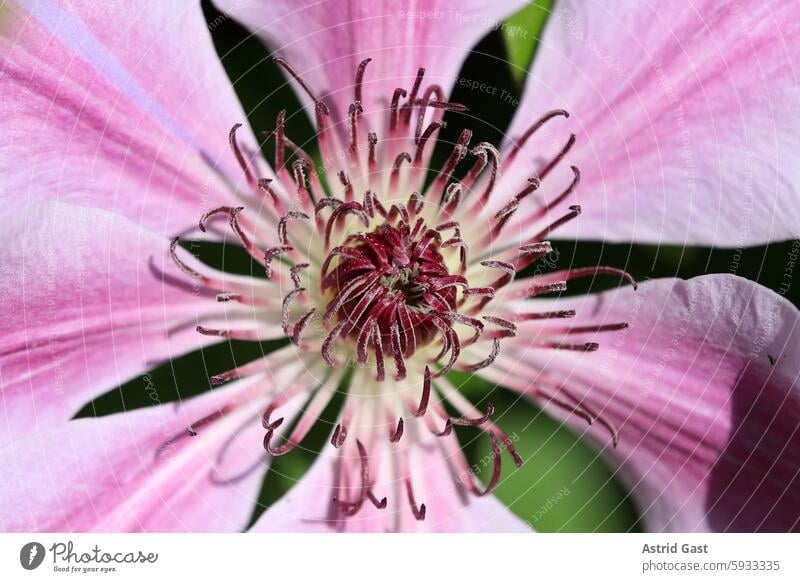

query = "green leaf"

[503,0,555,85]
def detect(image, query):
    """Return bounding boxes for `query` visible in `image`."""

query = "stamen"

[461,338,501,372]
[389,417,404,443]
[292,308,316,346]
[333,440,374,516]
[539,133,576,180]
[195,325,260,340]
[228,123,257,187]
[505,109,570,163]
[530,205,582,242]
[405,480,426,521]
[465,143,500,199]
[290,263,309,288]
[354,58,371,104]
[331,423,348,448]
[348,102,363,156]
[258,178,280,207]
[445,402,494,427]
[390,88,408,131]
[401,67,425,124]
[277,210,310,245]
[274,57,329,115]
[282,287,306,334]
[264,246,292,280]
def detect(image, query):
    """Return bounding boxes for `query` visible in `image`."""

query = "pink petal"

[0,378,271,532]
[251,435,531,532]
[0,202,225,443]
[500,0,800,246]
[218,0,527,132]
[1,1,259,234]
[485,274,800,531]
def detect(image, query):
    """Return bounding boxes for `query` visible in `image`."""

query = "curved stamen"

[264,246,292,280]
[229,123,257,187]
[461,338,501,372]
[333,440,374,517]
[274,57,329,115]
[405,479,426,521]
[505,109,570,162]
[389,417,404,443]
[278,211,310,245]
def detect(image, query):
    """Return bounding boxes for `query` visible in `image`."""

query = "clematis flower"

[1,0,798,533]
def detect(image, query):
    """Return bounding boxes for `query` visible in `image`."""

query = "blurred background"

[76,0,800,532]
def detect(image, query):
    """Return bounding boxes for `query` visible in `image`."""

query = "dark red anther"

[389,417,404,443]
[528,166,581,223]
[414,367,432,417]
[261,416,285,449]
[368,131,378,170]
[464,142,499,203]
[546,265,638,291]
[530,205,582,242]
[401,67,425,124]
[264,246,292,280]
[282,287,306,335]
[560,389,619,447]
[405,480,426,521]
[390,152,412,188]
[338,170,354,201]
[156,406,232,459]
[539,133,576,180]
[354,58,371,104]
[169,237,202,281]
[367,491,388,510]
[506,109,570,162]
[258,178,280,206]
[483,316,517,337]
[333,440,373,517]
[290,263,309,289]
[292,308,316,346]
[533,340,600,351]
[277,210,310,245]
[228,123,256,187]
[274,57,329,115]
[414,121,446,162]
[331,423,348,448]
[468,433,503,497]
[560,322,630,334]
[433,418,453,437]
[513,309,577,321]
[463,338,501,372]
[390,88,407,131]
[447,402,495,427]
[348,102,363,155]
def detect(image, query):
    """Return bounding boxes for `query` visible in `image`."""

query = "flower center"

[323,220,457,365]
